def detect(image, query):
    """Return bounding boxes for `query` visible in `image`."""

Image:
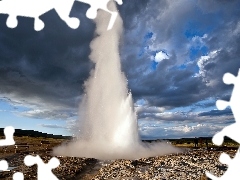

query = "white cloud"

[138,109,233,124]
[162,123,223,138]
[19,109,77,120]
[196,49,220,85]
[38,124,65,129]
[139,122,225,139]
[135,98,148,107]
[0,92,79,121]
[191,34,208,47]
[154,51,169,62]
[137,105,234,139]
[233,21,240,36]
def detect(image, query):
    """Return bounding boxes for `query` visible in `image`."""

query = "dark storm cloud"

[0,0,240,127]
[121,0,240,114]
[198,108,233,117]
[118,0,150,30]
[0,1,150,119]
[0,0,150,120]
[0,2,97,116]
[123,53,209,108]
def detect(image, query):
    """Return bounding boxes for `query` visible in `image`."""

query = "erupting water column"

[75,2,140,155]
[53,1,180,160]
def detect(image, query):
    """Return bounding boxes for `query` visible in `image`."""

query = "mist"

[53,1,181,160]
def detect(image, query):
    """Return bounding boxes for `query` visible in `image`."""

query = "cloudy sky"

[0,0,240,139]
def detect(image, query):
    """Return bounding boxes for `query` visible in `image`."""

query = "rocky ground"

[91,148,235,180]
[0,147,236,180]
[0,149,97,180]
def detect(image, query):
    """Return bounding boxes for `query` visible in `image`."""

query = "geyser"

[53,1,180,160]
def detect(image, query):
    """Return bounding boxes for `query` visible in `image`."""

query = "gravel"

[0,148,236,180]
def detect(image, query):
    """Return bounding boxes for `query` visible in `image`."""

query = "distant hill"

[142,136,235,143]
[0,128,72,139]
[0,128,235,143]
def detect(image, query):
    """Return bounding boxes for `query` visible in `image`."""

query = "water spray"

[53,1,180,160]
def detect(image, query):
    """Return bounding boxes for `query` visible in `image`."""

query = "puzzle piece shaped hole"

[0,126,15,146]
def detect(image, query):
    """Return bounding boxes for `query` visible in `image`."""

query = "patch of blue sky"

[0,98,31,112]
[168,64,188,72]
[184,11,222,40]
[0,110,36,129]
[151,61,158,70]
[0,99,71,135]
[0,100,12,111]
[184,12,223,61]
[0,109,70,135]
[184,27,206,39]
[178,64,187,70]
[189,45,209,60]
[138,31,154,57]
[144,32,153,40]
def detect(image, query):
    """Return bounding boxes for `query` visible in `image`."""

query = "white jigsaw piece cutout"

[0,0,122,31]
[76,0,123,30]
[206,149,240,179]
[12,172,24,180]
[0,159,9,171]
[0,159,24,180]
[206,69,240,179]
[0,126,15,146]
[24,155,60,180]
[0,0,79,31]
[212,70,240,146]
[0,126,24,180]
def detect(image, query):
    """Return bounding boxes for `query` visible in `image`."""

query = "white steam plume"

[53,1,180,160]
